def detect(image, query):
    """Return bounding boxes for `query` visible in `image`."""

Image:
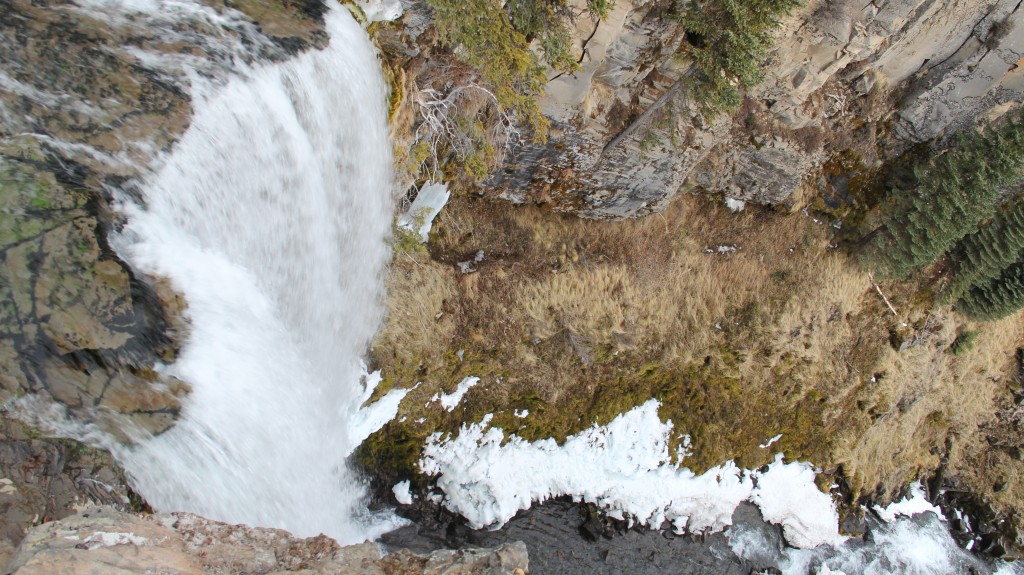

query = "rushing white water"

[109,5,405,543]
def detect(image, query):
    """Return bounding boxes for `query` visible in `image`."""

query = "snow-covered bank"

[417,399,1022,573]
[419,399,843,549]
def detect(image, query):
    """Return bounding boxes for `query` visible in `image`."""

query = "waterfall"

[109,4,404,543]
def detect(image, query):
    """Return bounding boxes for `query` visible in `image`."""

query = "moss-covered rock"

[0,155,189,436]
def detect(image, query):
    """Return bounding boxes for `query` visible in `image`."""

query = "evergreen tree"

[958,259,1024,321]
[675,0,801,119]
[944,196,1024,303]
[860,110,1024,278]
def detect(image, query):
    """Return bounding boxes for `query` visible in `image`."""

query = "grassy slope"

[361,192,1023,518]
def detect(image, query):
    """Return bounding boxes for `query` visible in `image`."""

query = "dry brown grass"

[372,251,459,374]
[837,314,1023,498]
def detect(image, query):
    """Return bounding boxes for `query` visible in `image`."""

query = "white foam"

[781,513,977,574]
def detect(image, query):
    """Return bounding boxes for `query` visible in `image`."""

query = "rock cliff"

[469,0,1024,217]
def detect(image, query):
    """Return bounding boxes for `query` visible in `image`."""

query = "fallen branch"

[868,272,900,318]
[413,83,520,180]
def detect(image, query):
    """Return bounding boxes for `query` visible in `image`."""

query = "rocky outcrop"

[472,0,1024,217]
[484,1,699,218]
[2,506,529,575]
[0,0,190,437]
[0,0,329,438]
[760,0,1024,141]
[0,419,133,570]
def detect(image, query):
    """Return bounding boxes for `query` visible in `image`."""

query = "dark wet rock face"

[0,145,187,438]
[382,499,761,575]
[379,497,1000,575]
[0,0,195,437]
[0,419,133,568]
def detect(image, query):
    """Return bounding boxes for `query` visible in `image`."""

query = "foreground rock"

[3,506,529,575]
[0,420,133,569]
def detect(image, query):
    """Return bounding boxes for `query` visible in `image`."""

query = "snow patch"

[419,400,843,549]
[706,245,739,254]
[514,409,529,418]
[347,369,412,452]
[431,376,480,412]
[82,531,148,549]
[397,182,450,243]
[725,198,746,212]
[873,482,943,523]
[457,250,485,274]
[751,455,845,549]
[759,434,782,449]
[0,478,17,495]
[392,480,413,505]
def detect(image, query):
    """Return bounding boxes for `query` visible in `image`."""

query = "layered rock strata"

[480,0,1024,217]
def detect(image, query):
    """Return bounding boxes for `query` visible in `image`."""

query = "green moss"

[355,422,429,485]
[0,156,86,248]
[949,328,979,355]
[412,141,431,167]
[30,195,52,210]
[425,0,615,141]
[338,0,368,25]
[392,226,426,255]
[426,0,548,138]
[362,344,836,484]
